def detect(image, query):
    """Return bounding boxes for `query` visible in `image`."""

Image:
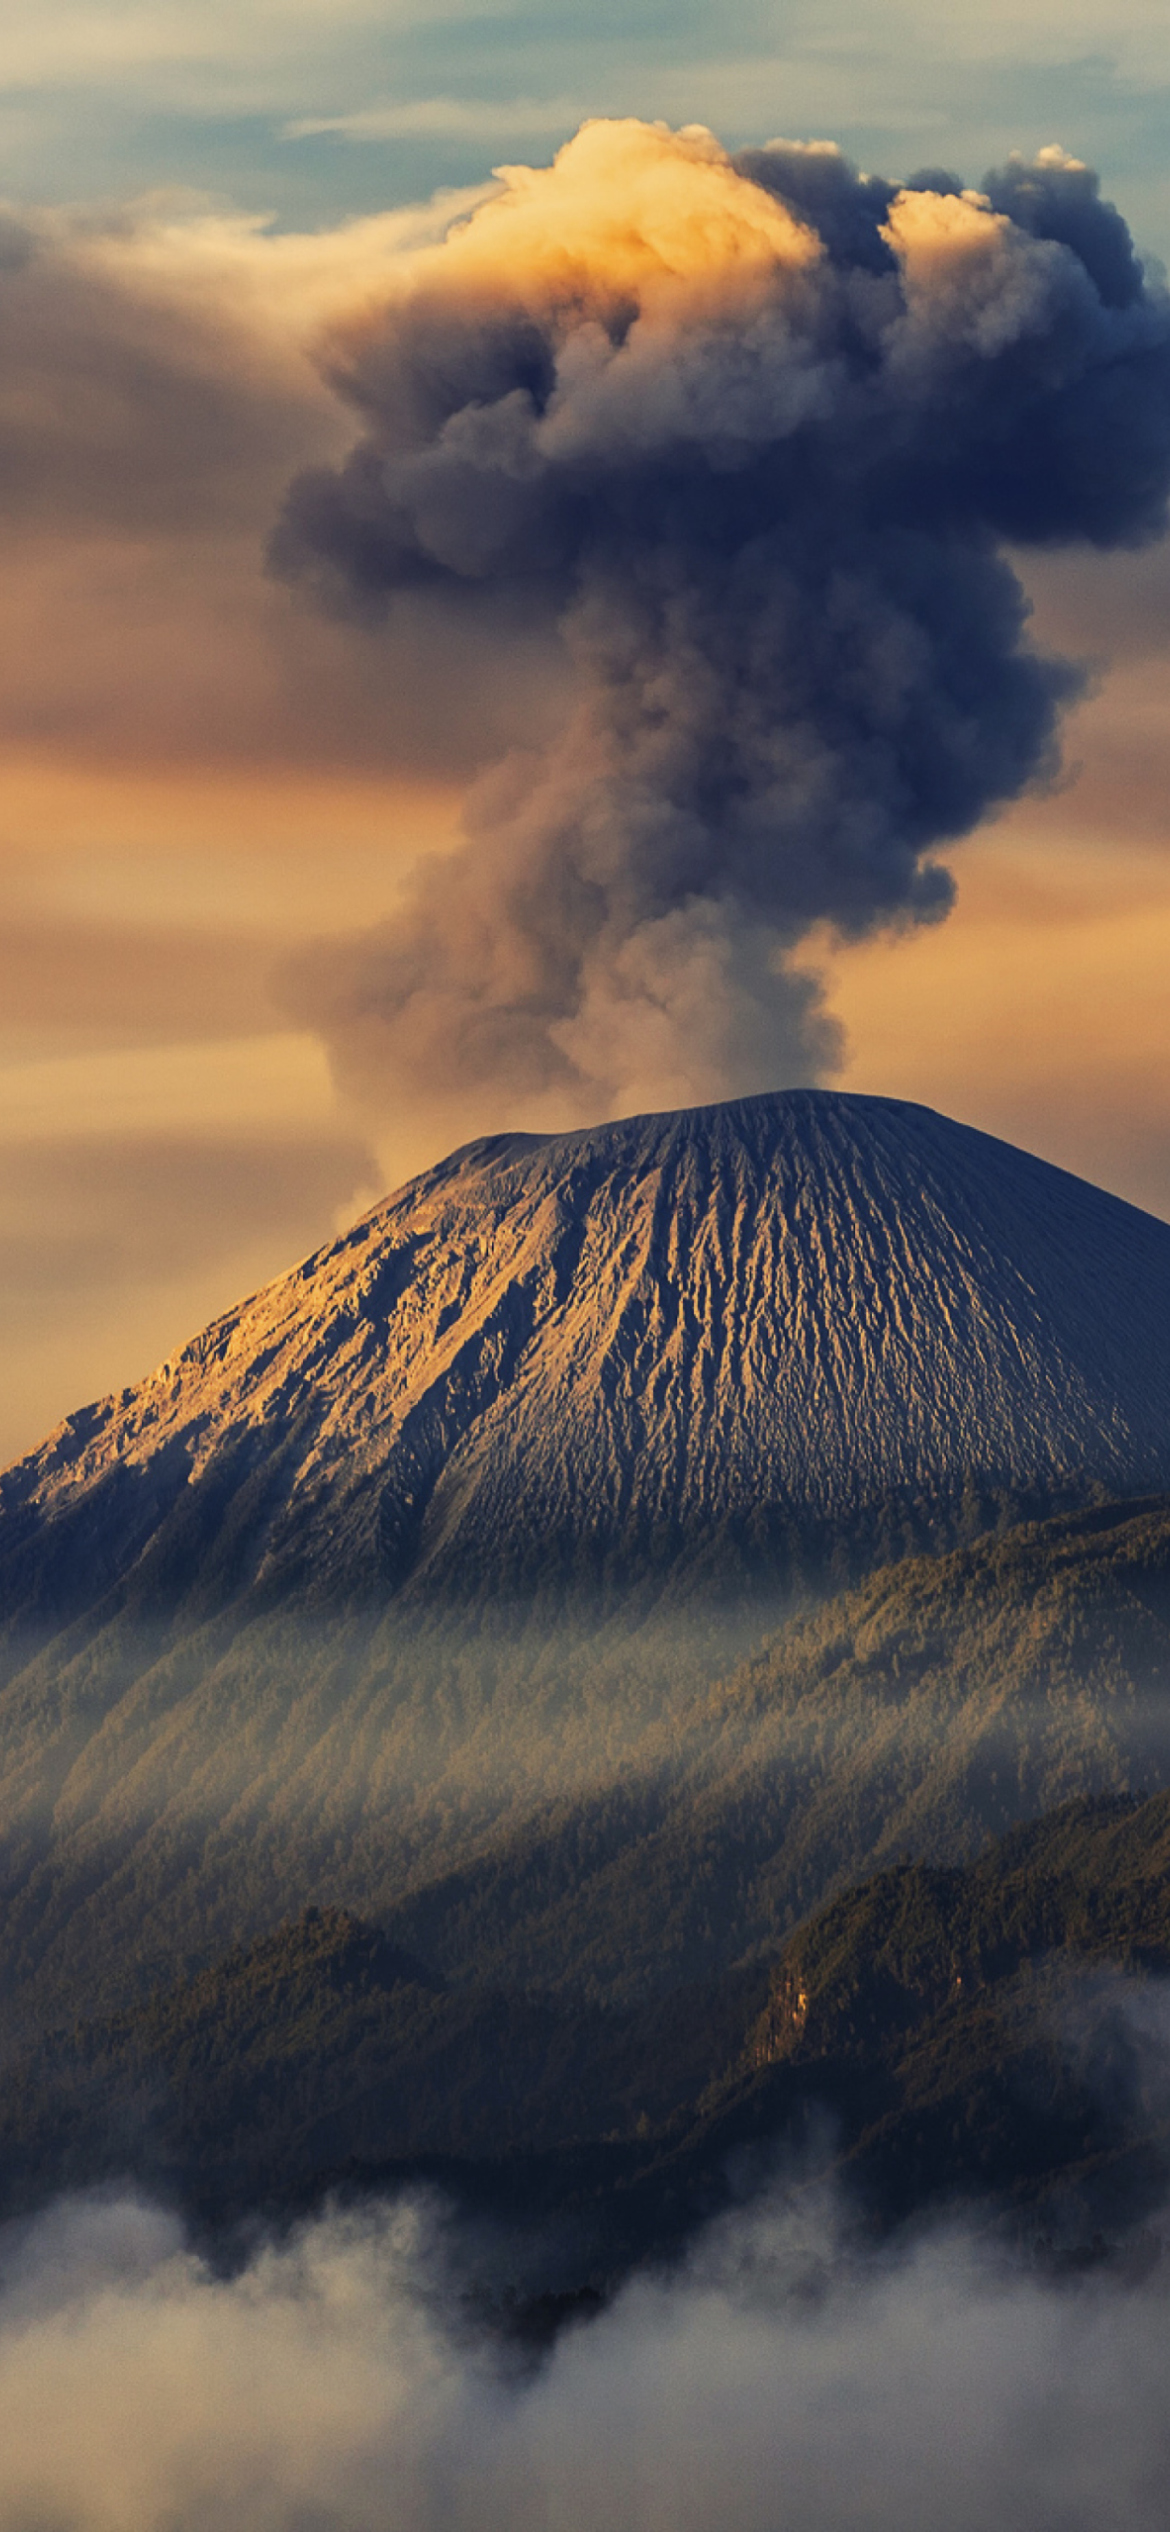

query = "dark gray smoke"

[271,122,1170,1136]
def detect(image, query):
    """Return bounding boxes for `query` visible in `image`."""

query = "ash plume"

[271,121,1170,1139]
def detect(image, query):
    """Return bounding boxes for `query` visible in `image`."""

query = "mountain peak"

[6,1088,1170,1612]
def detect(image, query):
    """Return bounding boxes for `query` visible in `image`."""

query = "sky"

[5,1,1170,1463]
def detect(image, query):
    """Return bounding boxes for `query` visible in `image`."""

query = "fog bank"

[2,2178,1168,2530]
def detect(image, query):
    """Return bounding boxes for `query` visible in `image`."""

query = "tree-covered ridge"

[690,1791,1170,2228]
[757,1788,1170,2066]
[378,1494,1170,2005]
[5,1490,1170,2033]
[4,1792,1170,2267]
[0,1899,769,2223]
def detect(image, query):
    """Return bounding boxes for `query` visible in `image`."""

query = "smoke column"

[272,121,1170,1141]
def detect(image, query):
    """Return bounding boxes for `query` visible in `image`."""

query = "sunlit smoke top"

[273,120,1170,1152]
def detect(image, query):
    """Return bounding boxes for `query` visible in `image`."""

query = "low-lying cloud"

[273,119,1170,1142]
[2,2177,1169,2531]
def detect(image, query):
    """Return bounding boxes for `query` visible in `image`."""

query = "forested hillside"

[2,1491,1170,2027]
[3,1792,1170,2281]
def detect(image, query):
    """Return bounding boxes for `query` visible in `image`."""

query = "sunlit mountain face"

[9,1088,1170,1618]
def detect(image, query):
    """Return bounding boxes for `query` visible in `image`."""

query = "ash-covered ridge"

[6,1089,1170,1608]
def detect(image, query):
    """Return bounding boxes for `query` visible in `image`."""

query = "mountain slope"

[6,1089,1170,1627]
[4,1092,1170,2028]
[2,1494,1170,2028]
[6,1794,1170,2269]
[380,1491,1170,1997]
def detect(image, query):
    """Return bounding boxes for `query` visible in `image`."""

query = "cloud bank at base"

[1,2181,1169,2531]
[273,119,1170,1136]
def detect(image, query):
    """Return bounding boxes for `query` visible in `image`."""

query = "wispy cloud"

[286,96,584,144]
[6,0,1170,259]
[0,1,470,90]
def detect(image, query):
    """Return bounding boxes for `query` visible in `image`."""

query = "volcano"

[5,1088,1170,2026]
[5,1089,1170,1622]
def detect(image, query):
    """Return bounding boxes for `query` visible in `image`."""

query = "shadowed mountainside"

[3,1495,1170,2027]
[379,1492,1170,1997]
[5,1793,1170,2276]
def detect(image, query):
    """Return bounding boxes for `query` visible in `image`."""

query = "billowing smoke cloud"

[3,2177,1170,2529]
[272,120,1170,1138]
